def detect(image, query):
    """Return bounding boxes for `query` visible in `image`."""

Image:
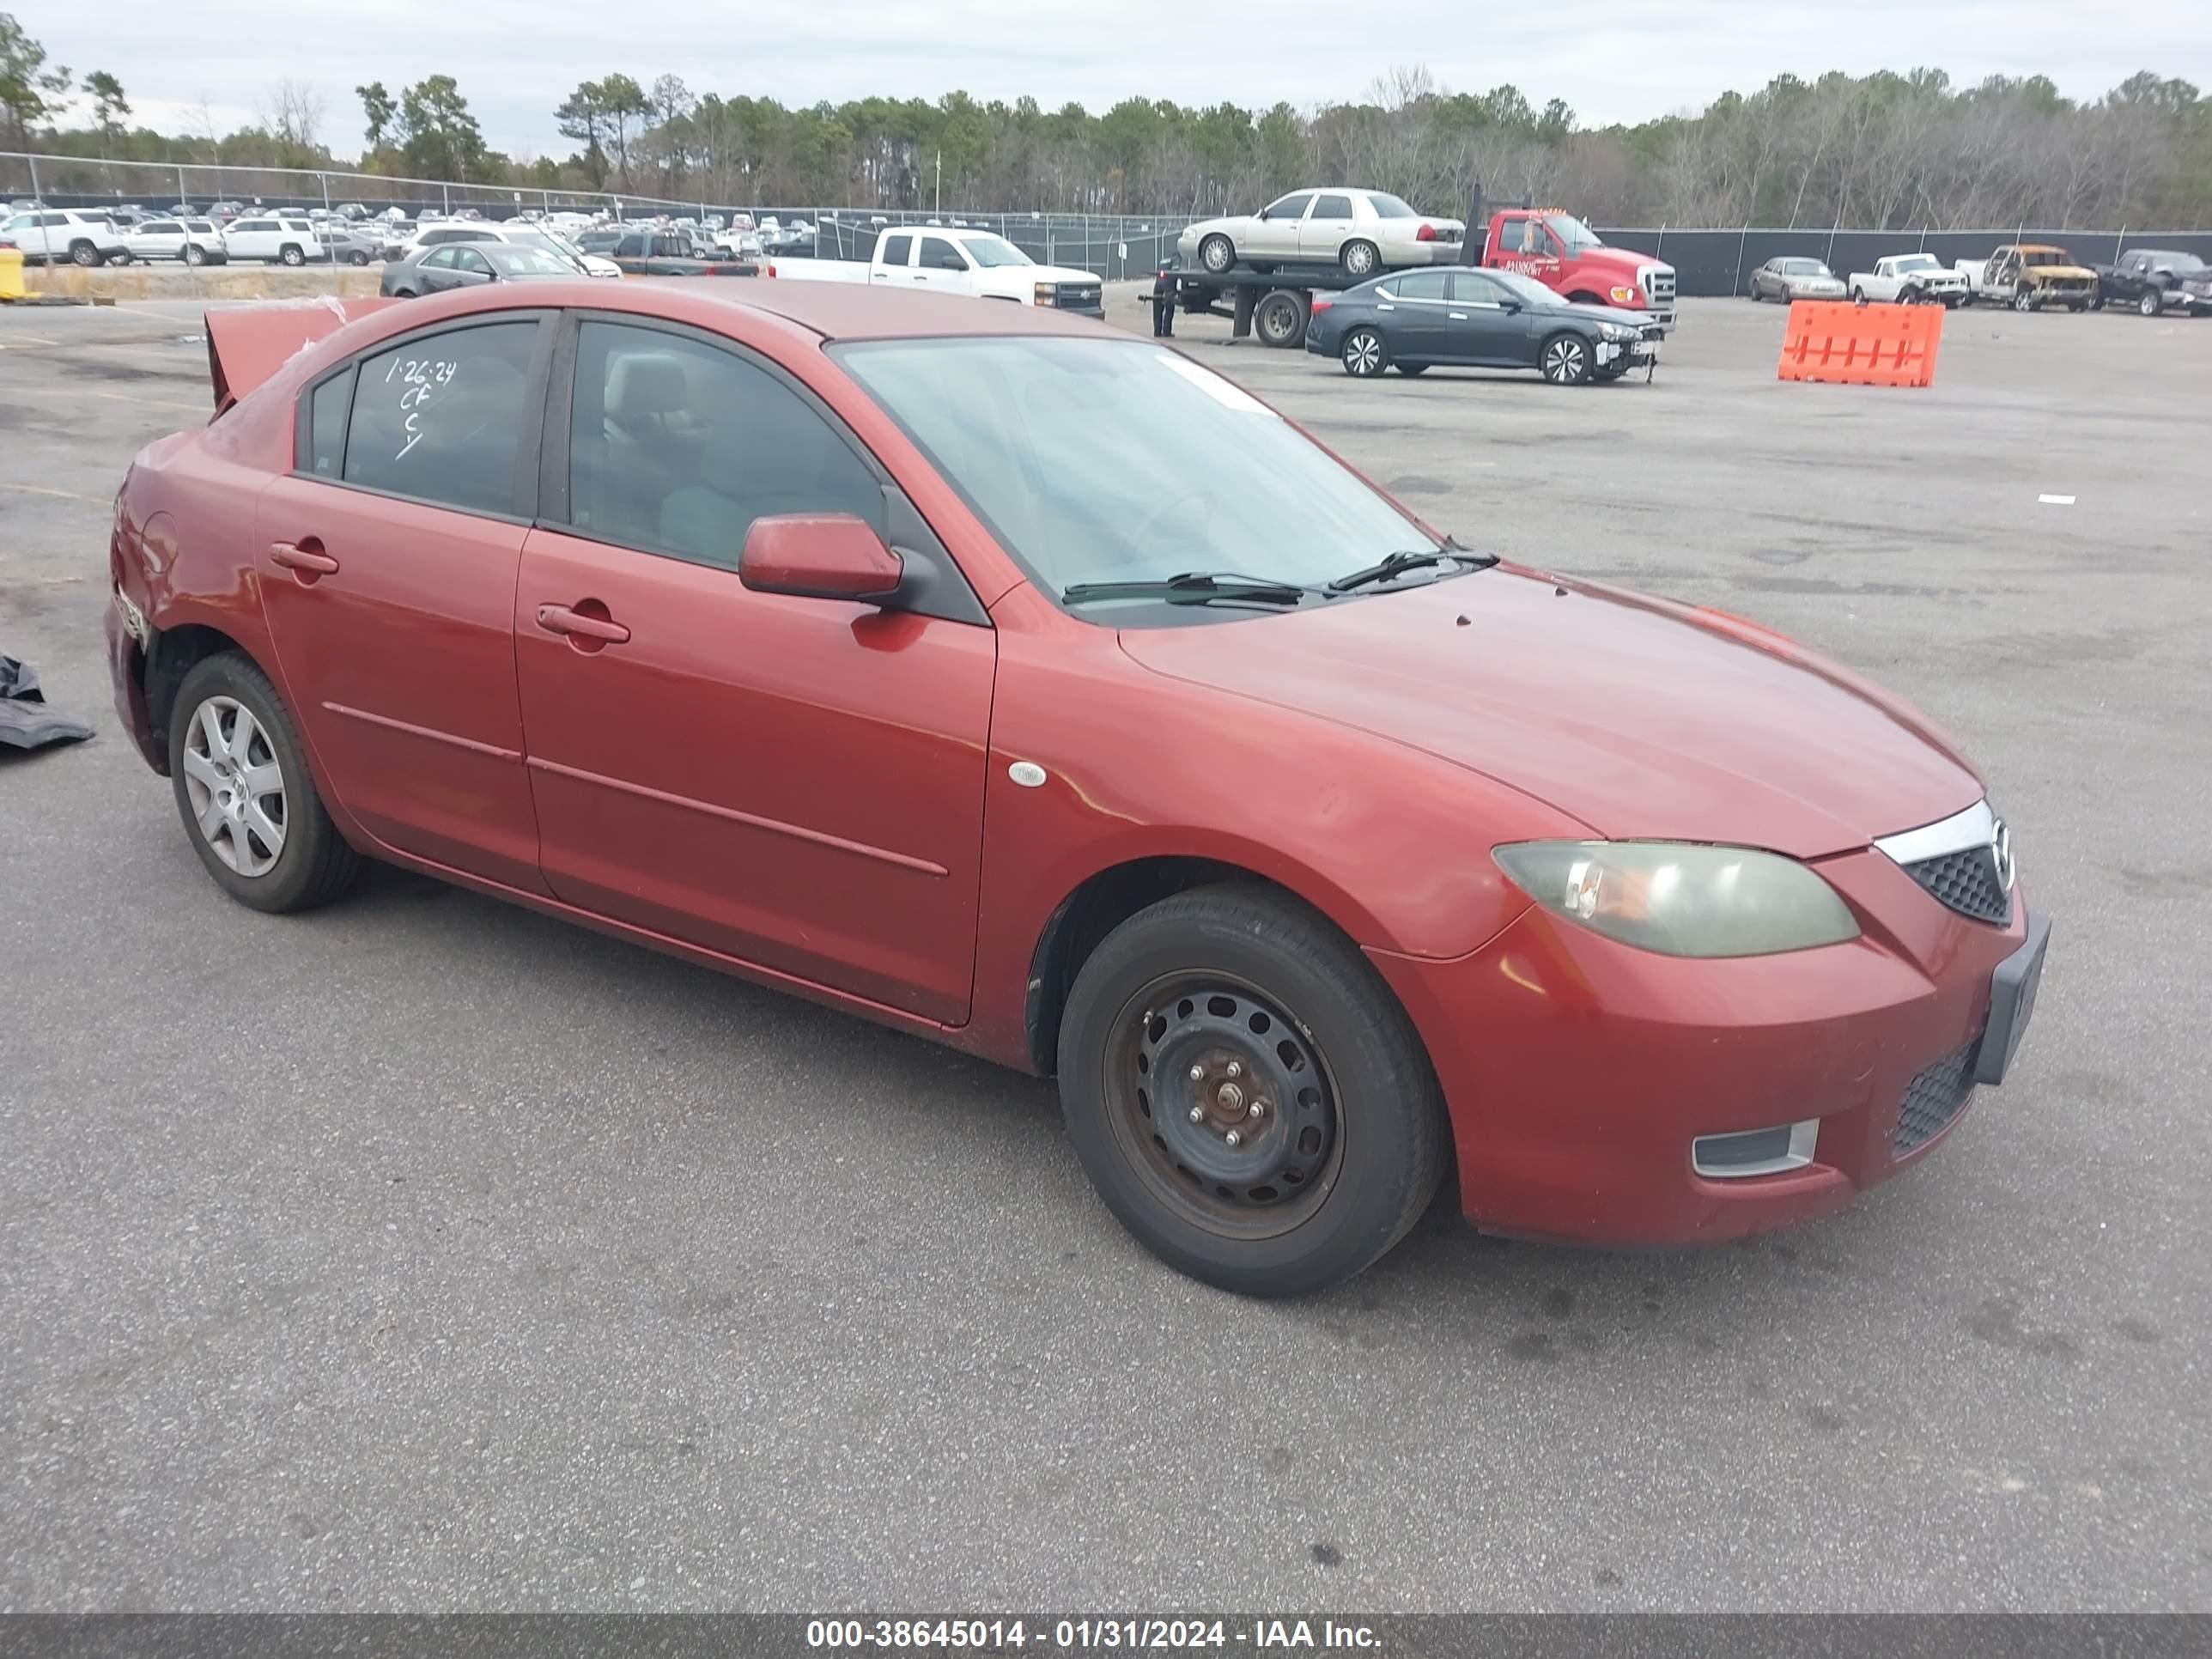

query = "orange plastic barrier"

[1777,300,1943,388]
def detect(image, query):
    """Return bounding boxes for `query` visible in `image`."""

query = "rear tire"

[1540,331,1592,385]
[167,653,362,915]
[1254,289,1309,349]
[347,249,370,266]
[1340,326,1386,377]
[1199,234,1234,275]
[183,243,206,266]
[1055,885,1448,1297]
[1340,239,1379,279]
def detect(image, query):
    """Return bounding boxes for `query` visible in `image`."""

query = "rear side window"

[566,320,884,568]
[305,368,355,477]
[342,321,540,514]
[1312,194,1354,219]
[879,233,912,266]
[1449,270,1506,304]
[1395,270,1449,301]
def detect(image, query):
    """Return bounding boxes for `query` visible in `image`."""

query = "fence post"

[2115,223,2127,263]
[177,164,186,207]
[443,183,452,216]
[320,173,331,214]
[1655,222,1666,260]
[27,150,40,206]
[1731,227,1748,295]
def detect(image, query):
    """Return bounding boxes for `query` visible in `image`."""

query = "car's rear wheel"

[1540,331,1592,385]
[1340,239,1379,279]
[1340,326,1386,377]
[347,249,370,266]
[1056,886,1448,1296]
[1255,289,1308,349]
[1199,234,1234,275]
[107,249,131,265]
[182,243,206,266]
[168,653,362,914]
[279,244,306,267]
[1747,281,1761,301]
[2139,289,2162,317]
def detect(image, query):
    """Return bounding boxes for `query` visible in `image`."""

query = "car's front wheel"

[347,249,370,266]
[2139,289,2162,317]
[1540,331,1592,384]
[70,240,101,266]
[1056,886,1448,1296]
[168,653,362,914]
[279,244,306,267]
[2013,288,2036,312]
[1199,234,1234,275]
[1340,325,1386,377]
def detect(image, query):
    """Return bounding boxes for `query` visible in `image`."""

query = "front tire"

[1056,886,1448,1297]
[1540,331,1592,385]
[1199,234,1234,275]
[1340,239,1378,279]
[2139,289,2162,317]
[1340,326,1386,377]
[2013,288,2036,313]
[347,249,370,266]
[168,653,362,914]
[70,240,101,266]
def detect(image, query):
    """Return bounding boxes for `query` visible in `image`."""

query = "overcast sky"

[18,0,2211,157]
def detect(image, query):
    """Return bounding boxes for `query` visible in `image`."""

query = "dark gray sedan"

[1304,266,1659,385]
[380,241,575,298]
[1748,257,1847,301]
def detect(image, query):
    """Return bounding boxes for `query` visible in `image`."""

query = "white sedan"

[1176,189,1465,280]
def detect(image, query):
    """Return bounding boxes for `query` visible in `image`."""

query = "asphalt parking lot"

[3,291,2208,1613]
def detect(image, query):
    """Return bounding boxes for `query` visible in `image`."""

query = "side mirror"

[1499,297,1522,313]
[739,514,904,604]
[1255,207,1270,221]
[939,252,966,270]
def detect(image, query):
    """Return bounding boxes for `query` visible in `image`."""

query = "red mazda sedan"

[106,282,2047,1294]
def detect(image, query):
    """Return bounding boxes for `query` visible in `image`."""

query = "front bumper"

[105,591,163,773]
[1368,848,2045,1245]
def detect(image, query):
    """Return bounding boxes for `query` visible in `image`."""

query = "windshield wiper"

[1327,546,1497,593]
[1061,571,1313,607]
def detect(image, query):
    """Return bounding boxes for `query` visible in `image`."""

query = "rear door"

[226,217,276,261]
[255,312,556,892]
[1298,192,1357,264]
[1385,270,1454,358]
[873,231,914,284]
[1447,269,1537,366]
[514,314,996,1024]
[133,218,185,259]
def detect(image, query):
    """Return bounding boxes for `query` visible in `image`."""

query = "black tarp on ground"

[0,657,94,751]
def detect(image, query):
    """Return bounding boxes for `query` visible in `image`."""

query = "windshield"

[1893,255,1940,272]
[1544,213,1601,251]
[1367,193,1419,220]
[835,337,1434,613]
[1788,260,1833,276]
[961,234,1032,268]
[2020,248,2075,265]
[501,227,585,268]
[1484,269,1561,307]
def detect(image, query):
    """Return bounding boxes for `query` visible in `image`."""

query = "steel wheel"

[1341,327,1384,377]
[1541,333,1590,384]
[180,696,287,878]
[1104,974,1342,1240]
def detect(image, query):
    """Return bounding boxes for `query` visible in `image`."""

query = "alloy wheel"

[181,696,287,878]
[1342,330,1382,376]
[1543,337,1588,383]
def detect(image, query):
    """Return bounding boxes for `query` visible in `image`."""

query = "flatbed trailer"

[1167,264,1358,349]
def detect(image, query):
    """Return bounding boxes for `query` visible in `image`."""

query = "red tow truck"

[1163,203,1675,350]
[1474,209,1676,332]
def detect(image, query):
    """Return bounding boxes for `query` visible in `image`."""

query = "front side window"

[918,235,966,270]
[421,247,457,269]
[452,248,492,276]
[1262,192,1314,222]
[567,320,885,568]
[834,337,1432,615]
[341,320,540,514]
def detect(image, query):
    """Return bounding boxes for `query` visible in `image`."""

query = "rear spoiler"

[204,297,399,416]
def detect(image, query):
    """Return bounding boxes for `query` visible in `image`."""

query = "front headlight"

[1607,284,1638,305]
[1597,322,1632,340]
[1492,842,1860,958]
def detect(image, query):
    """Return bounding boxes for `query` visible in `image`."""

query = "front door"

[1447,270,1538,367]
[1249,192,1312,261]
[255,313,555,893]
[910,234,973,295]
[514,317,996,1024]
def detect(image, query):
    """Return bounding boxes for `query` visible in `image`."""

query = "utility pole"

[935,150,942,216]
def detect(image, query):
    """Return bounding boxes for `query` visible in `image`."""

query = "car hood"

[1115,567,1983,858]
[1022,264,1103,286]
[1570,246,1668,275]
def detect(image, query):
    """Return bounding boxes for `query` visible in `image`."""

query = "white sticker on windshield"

[1152,350,1279,417]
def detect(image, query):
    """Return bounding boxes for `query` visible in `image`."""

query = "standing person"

[1151,256,1178,338]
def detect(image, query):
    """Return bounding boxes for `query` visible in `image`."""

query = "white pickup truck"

[1845,253,1969,307]
[774,225,1105,317]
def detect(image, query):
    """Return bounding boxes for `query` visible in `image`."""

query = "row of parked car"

[1747,245,2212,315]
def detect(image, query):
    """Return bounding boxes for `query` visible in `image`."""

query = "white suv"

[0,210,131,266]
[123,216,227,265]
[222,214,319,266]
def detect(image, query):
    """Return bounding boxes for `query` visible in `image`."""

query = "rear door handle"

[536,604,630,644]
[270,540,338,575]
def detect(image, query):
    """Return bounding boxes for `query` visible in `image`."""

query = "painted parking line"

[0,481,87,499]
[86,389,206,413]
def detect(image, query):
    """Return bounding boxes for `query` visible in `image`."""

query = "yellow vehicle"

[1955,245,2100,312]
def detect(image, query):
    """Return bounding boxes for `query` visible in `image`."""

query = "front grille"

[1894,1042,1978,1155]
[1054,282,1103,310]
[1901,846,2011,925]
[1641,268,1677,306]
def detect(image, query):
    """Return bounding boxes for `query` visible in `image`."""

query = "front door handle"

[270,539,338,578]
[1448,312,1468,320]
[535,603,630,645]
